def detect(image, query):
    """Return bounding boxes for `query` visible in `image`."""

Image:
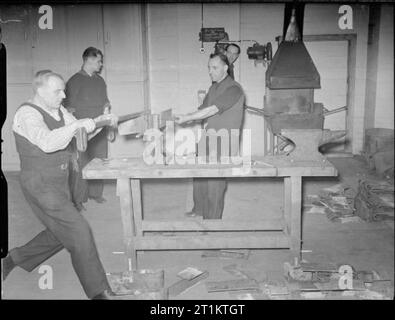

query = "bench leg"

[117,178,137,270]
[284,176,302,260]
[284,177,291,235]
[131,179,143,237]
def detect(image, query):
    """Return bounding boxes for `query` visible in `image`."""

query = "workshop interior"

[0,2,394,300]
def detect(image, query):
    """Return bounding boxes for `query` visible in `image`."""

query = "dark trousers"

[70,129,108,204]
[192,178,227,219]
[192,135,229,219]
[10,165,109,298]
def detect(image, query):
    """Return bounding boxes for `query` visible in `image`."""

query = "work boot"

[75,203,87,212]
[185,211,202,218]
[89,196,107,204]
[92,289,115,300]
[2,254,16,281]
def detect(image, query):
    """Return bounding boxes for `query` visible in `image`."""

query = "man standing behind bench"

[175,53,245,220]
[64,47,112,211]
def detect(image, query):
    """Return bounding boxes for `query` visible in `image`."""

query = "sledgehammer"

[75,111,147,152]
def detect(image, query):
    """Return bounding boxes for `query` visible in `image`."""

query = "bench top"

[82,156,337,179]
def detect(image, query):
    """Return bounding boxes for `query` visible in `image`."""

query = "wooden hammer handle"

[95,111,147,128]
[75,127,88,152]
[75,111,147,152]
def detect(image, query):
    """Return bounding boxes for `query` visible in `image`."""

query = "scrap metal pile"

[305,179,394,223]
[104,253,393,300]
[304,184,358,223]
[362,128,394,178]
[354,179,394,222]
[282,260,393,299]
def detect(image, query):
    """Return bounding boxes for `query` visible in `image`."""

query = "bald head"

[33,70,66,109]
[33,70,64,93]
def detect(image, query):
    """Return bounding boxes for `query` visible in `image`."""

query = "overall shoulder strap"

[19,102,42,112]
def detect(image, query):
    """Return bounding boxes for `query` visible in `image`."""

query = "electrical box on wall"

[199,28,229,43]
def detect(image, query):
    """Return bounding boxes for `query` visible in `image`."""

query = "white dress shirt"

[13,103,78,153]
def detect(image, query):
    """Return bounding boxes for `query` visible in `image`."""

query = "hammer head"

[117,109,174,137]
[118,116,147,136]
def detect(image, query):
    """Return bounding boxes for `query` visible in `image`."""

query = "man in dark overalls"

[64,47,112,211]
[2,70,117,299]
[175,53,245,219]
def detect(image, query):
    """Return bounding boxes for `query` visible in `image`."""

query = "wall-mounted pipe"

[323,106,347,116]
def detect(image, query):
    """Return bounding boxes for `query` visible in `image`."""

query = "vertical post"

[263,120,268,156]
[152,114,164,163]
[283,177,291,236]
[345,35,357,153]
[269,132,275,155]
[289,176,302,258]
[263,94,268,156]
[117,178,137,270]
[131,179,143,237]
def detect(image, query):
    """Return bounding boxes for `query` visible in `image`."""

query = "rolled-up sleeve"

[198,93,209,110]
[212,86,243,114]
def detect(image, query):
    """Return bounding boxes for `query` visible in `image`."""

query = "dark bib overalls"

[10,103,110,298]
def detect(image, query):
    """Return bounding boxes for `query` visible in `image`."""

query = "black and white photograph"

[0,0,394,304]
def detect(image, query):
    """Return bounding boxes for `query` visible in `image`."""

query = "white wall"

[374,5,394,129]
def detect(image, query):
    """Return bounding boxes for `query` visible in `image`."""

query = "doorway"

[304,34,357,155]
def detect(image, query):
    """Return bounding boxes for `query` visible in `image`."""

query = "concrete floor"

[2,156,394,299]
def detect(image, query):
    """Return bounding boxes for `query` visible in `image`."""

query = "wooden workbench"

[83,156,337,270]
